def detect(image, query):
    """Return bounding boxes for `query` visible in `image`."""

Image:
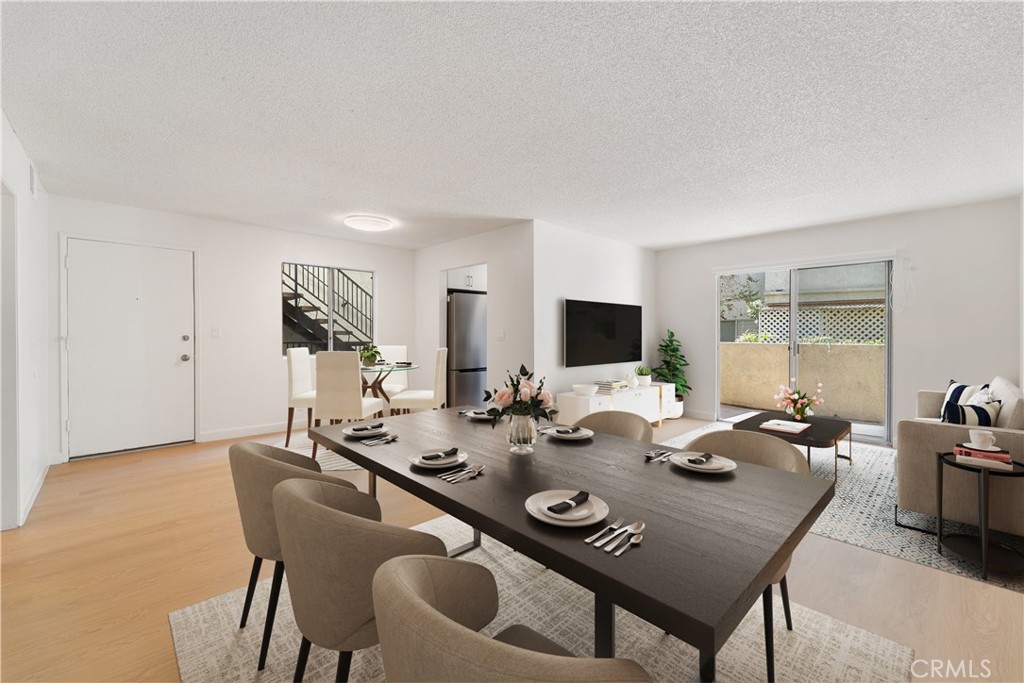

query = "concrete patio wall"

[720,342,885,423]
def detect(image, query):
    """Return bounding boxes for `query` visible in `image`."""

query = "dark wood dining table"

[309,408,834,681]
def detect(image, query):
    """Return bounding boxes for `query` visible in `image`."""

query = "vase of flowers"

[774,379,824,421]
[484,365,557,455]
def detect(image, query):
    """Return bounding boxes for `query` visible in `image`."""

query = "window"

[281,262,374,355]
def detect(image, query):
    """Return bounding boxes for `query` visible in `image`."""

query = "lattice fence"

[758,304,885,343]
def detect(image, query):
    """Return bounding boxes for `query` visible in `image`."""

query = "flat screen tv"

[564,299,642,368]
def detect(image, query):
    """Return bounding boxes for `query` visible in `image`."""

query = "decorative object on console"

[774,379,824,421]
[652,329,690,419]
[594,379,628,395]
[635,365,652,386]
[484,364,557,455]
[359,344,381,367]
[571,383,599,396]
[625,372,639,388]
[940,379,1002,426]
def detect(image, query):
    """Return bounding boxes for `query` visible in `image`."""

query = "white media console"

[554,381,676,426]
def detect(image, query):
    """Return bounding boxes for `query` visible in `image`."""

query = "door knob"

[182,334,190,341]
[181,354,191,361]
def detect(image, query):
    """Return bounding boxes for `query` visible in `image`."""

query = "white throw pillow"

[989,376,1024,430]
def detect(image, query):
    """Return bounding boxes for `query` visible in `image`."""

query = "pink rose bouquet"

[773,378,824,421]
[484,364,558,425]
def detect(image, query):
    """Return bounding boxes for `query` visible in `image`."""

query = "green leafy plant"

[735,331,776,343]
[359,344,381,364]
[634,365,652,377]
[652,329,691,397]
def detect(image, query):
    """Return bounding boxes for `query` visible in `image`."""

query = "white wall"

[533,220,658,395]
[656,197,1023,429]
[413,221,534,400]
[48,196,416,446]
[1,113,53,527]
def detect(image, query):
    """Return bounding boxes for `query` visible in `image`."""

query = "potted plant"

[359,344,381,367]
[652,329,690,419]
[634,365,652,386]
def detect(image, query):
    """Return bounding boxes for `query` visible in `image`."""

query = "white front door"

[66,238,195,457]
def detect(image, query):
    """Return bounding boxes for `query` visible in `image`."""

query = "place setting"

[524,489,611,528]
[341,422,398,446]
[538,424,595,441]
[458,408,495,422]
[668,451,738,474]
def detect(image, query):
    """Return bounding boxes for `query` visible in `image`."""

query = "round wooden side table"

[936,452,1024,580]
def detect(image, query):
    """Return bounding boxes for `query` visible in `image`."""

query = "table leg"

[361,376,370,397]
[368,471,377,499]
[806,445,811,468]
[979,469,990,580]
[594,595,615,657]
[834,442,838,480]
[936,453,944,552]
[449,528,482,557]
[699,650,716,682]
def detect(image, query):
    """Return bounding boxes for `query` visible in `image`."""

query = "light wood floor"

[2,419,1021,683]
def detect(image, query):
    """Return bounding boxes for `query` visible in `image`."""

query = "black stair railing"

[282,264,373,351]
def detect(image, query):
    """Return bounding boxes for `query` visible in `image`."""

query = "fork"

[437,466,472,479]
[584,516,625,544]
[365,434,398,446]
[449,465,485,483]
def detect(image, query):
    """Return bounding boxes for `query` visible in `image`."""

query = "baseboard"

[18,461,49,526]
[197,420,304,443]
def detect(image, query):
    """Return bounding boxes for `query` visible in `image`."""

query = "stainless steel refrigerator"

[447,291,487,407]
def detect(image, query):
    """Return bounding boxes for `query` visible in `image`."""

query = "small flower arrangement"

[774,379,824,421]
[484,364,557,426]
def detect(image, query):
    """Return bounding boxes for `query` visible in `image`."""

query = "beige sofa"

[896,376,1024,536]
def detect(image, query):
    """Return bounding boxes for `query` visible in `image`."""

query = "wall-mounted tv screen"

[564,299,642,368]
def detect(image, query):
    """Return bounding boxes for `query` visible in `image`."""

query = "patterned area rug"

[170,515,912,683]
[661,423,1024,592]
[260,433,362,471]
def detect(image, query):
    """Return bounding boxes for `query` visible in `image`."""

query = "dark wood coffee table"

[732,410,853,479]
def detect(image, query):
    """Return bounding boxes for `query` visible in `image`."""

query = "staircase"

[282,264,373,354]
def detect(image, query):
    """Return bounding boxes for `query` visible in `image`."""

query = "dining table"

[309,408,834,682]
[359,363,419,402]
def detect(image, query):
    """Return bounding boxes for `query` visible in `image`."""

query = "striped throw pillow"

[942,380,988,408]
[942,401,1002,426]
[941,380,998,425]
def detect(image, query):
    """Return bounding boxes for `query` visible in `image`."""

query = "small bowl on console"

[572,384,599,397]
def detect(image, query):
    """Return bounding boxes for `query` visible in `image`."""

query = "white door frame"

[1,183,20,528]
[58,234,201,461]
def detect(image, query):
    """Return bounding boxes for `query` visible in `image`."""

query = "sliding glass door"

[718,260,891,440]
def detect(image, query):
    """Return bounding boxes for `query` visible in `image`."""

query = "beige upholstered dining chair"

[311,351,385,458]
[376,344,408,400]
[686,429,808,683]
[373,554,652,682]
[574,410,654,441]
[285,348,316,447]
[389,347,448,414]
[227,442,357,672]
[272,478,447,682]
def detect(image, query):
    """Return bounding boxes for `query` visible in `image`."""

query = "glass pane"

[331,268,374,351]
[282,262,330,355]
[795,262,888,436]
[718,271,789,420]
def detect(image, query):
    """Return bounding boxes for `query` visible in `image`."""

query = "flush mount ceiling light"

[343,214,394,232]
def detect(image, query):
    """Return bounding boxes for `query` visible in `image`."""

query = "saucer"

[525,491,609,527]
[964,442,1001,452]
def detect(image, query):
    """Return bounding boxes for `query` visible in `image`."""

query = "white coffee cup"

[969,429,997,449]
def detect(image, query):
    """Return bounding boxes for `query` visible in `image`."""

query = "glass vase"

[507,413,537,455]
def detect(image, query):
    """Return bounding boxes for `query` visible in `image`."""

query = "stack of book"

[954,443,1014,471]
[594,380,628,395]
[759,419,812,434]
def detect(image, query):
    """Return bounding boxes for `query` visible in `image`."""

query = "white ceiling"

[2,2,1021,250]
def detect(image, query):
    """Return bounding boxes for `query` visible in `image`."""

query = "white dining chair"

[389,347,447,415]
[311,351,385,459]
[285,348,317,447]
[376,344,408,401]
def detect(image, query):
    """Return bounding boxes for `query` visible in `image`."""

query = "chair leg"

[239,555,263,628]
[311,419,320,459]
[258,561,285,671]
[780,575,793,631]
[294,636,311,683]
[336,650,353,682]
[285,408,295,447]
[762,585,775,683]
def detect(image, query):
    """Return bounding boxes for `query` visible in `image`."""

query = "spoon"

[603,521,645,552]
[615,534,643,557]
[644,450,669,462]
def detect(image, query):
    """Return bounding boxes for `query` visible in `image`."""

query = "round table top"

[940,452,1024,477]
[360,363,419,373]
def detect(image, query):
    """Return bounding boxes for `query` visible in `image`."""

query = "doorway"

[717,260,891,441]
[2,183,19,528]
[64,238,196,457]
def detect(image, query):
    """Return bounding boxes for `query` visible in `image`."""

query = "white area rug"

[261,433,362,471]
[662,423,1024,592]
[170,515,912,683]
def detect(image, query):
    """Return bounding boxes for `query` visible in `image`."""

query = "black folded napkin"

[396,361,413,366]
[687,452,714,465]
[547,491,590,514]
[421,447,459,461]
[352,423,384,432]
[554,426,581,434]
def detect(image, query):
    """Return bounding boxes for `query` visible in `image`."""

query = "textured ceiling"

[2,2,1021,249]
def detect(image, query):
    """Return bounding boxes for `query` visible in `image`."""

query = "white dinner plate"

[525,490,609,527]
[964,442,1001,452]
[669,452,738,474]
[342,424,389,439]
[464,410,494,421]
[409,450,469,469]
[540,426,595,441]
